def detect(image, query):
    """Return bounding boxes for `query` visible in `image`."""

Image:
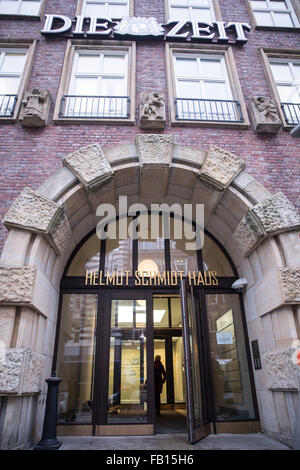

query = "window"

[171,51,245,125]
[168,0,216,23]
[78,0,130,18]
[0,0,42,16]
[166,44,248,127]
[0,48,27,117]
[55,41,136,124]
[270,58,300,124]
[249,0,300,28]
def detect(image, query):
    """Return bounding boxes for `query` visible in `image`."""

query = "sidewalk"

[59,433,290,450]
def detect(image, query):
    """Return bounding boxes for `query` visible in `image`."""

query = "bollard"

[34,372,62,450]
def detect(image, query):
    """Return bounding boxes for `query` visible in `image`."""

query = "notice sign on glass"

[216,331,233,345]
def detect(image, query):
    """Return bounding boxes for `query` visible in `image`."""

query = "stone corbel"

[0,348,45,395]
[232,192,300,256]
[19,89,52,128]
[3,187,72,256]
[136,134,174,202]
[199,146,246,191]
[62,143,114,191]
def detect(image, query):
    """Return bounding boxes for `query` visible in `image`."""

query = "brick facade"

[0,0,299,253]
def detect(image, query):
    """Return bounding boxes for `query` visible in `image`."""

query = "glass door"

[180,280,210,443]
[96,292,154,427]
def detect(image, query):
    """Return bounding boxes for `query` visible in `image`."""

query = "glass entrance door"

[97,292,154,428]
[180,280,210,443]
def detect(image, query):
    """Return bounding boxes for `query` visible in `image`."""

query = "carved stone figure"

[248,96,282,134]
[19,88,52,127]
[140,92,166,129]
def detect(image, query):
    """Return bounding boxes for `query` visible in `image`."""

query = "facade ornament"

[19,88,52,127]
[248,96,282,134]
[140,92,166,129]
[114,17,164,36]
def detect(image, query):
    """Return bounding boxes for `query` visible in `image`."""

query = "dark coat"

[154,360,167,394]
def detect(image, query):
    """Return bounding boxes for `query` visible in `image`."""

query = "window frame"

[53,40,136,125]
[165,0,222,23]
[76,0,134,18]
[247,0,300,30]
[0,40,37,123]
[260,48,300,128]
[0,0,46,20]
[165,43,250,129]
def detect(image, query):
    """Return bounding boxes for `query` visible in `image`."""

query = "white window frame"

[0,48,27,118]
[165,43,249,128]
[0,41,36,122]
[260,48,300,127]
[174,53,233,101]
[168,0,216,22]
[0,0,43,17]
[54,40,136,124]
[269,57,300,124]
[78,0,131,18]
[69,49,128,95]
[249,0,300,28]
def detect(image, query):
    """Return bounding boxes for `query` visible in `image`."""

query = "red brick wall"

[0,0,299,253]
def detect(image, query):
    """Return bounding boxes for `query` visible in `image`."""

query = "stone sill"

[254,25,300,32]
[0,116,17,124]
[0,14,41,21]
[53,117,136,126]
[171,119,250,130]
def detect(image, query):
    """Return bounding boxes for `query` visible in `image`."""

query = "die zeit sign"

[41,15,251,44]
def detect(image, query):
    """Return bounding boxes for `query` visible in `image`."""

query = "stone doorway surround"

[0,135,299,449]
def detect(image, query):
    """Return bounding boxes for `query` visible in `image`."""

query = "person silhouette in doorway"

[154,355,167,415]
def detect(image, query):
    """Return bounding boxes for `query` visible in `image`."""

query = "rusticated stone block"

[199,146,245,190]
[263,347,299,391]
[63,143,113,191]
[0,348,44,395]
[0,267,36,304]
[232,192,300,256]
[136,134,174,167]
[48,211,73,256]
[248,97,282,134]
[139,92,166,129]
[252,192,300,235]
[279,267,300,303]
[3,187,63,235]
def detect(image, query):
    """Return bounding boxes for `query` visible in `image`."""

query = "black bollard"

[34,372,62,450]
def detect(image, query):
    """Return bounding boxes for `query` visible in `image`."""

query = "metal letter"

[191,21,215,41]
[225,22,251,43]
[166,19,190,39]
[40,14,72,36]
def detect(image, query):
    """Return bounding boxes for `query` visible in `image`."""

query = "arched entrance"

[0,135,299,448]
[54,217,258,441]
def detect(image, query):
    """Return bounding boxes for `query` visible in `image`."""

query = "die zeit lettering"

[41,15,251,44]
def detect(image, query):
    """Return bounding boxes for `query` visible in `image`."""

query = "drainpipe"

[290,123,300,449]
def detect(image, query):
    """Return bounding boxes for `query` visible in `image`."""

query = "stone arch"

[0,134,299,448]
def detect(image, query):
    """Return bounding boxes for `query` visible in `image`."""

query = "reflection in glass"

[170,230,198,275]
[67,233,100,276]
[108,300,148,423]
[105,218,133,275]
[138,214,165,274]
[154,339,167,404]
[56,294,98,423]
[202,234,234,276]
[170,297,182,327]
[172,337,186,403]
[153,298,169,328]
[187,291,202,428]
[206,294,255,420]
